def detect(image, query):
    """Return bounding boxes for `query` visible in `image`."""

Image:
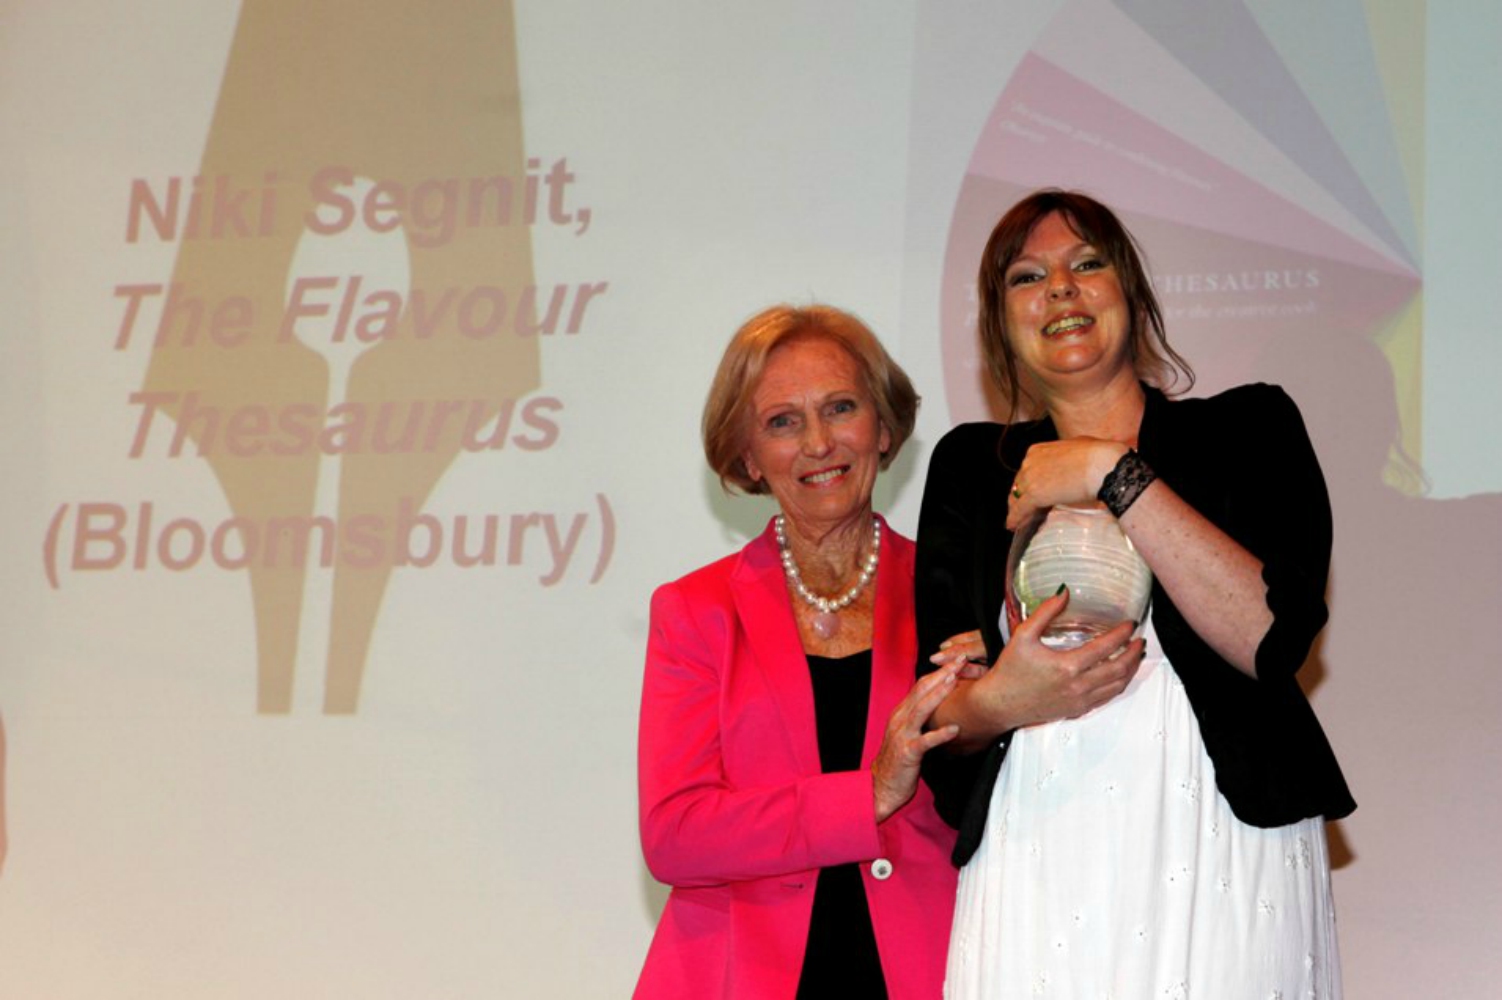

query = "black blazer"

[915,383,1355,866]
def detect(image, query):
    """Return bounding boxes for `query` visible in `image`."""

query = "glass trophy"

[1004,503,1153,649]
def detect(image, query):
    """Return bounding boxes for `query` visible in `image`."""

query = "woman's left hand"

[872,662,962,824]
[1007,437,1129,530]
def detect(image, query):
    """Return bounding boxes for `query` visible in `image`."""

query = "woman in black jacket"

[917,190,1353,999]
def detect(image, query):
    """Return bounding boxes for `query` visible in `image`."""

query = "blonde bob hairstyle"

[703,304,920,495]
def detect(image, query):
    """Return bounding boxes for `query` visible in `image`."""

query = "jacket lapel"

[863,520,915,767]
[730,520,823,777]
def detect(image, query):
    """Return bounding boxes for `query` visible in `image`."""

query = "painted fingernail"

[1055,583,1068,595]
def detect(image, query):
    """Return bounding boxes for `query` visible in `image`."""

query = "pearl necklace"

[775,514,880,640]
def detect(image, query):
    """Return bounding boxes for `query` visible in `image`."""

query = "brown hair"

[977,189,1193,420]
[702,304,919,495]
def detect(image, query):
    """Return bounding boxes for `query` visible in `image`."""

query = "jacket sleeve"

[637,580,883,888]
[1227,385,1333,680]
[913,425,1003,833]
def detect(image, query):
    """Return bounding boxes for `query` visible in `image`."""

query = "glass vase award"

[1004,503,1153,650]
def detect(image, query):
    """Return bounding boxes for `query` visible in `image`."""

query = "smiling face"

[1003,211,1133,394]
[741,336,891,537]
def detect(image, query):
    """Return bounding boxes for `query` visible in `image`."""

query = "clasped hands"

[926,587,1144,753]
[873,588,1143,822]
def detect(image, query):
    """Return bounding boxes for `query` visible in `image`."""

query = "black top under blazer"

[915,383,1356,867]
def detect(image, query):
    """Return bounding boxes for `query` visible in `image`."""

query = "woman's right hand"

[935,588,1144,751]
[872,662,962,824]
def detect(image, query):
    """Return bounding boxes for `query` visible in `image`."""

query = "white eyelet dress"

[944,619,1342,1000]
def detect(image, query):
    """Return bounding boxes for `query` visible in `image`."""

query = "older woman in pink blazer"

[634,305,963,998]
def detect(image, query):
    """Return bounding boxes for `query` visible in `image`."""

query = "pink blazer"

[635,518,957,999]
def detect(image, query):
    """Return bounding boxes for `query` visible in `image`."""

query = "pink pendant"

[812,612,840,640]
